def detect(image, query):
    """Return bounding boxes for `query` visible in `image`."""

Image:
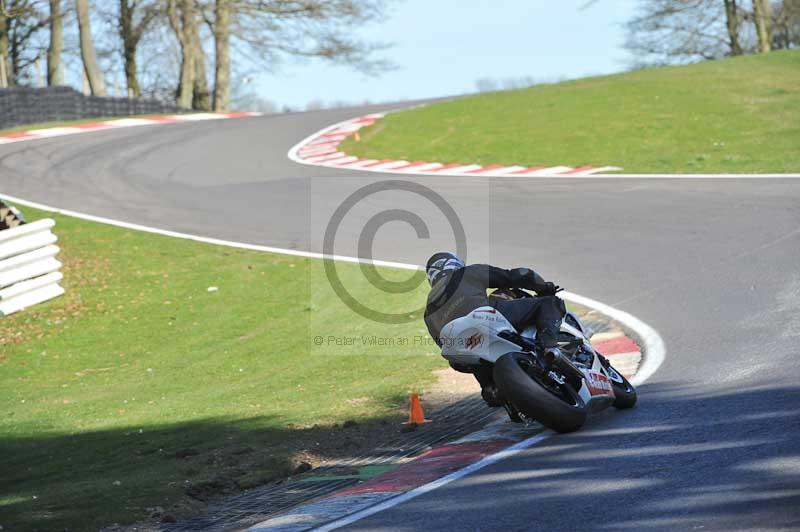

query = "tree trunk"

[75,0,106,95]
[9,5,18,83]
[753,0,772,53]
[119,0,140,97]
[168,0,197,108]
[187,0,209,110]
[212,0,230,111]
[123,43,139,97]
[723,0,743,55]
[47,0,63,85]
[0,0,9,87]
[192,38,210,110]
[176,48,194,108]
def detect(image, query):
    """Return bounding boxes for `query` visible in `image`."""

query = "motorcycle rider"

[423,252,566,406]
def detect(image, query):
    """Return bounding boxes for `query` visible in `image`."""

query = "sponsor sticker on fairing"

[465,333,482,349]
[472,308,506,323]
[585,370,615,397]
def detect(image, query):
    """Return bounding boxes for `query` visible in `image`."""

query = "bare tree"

[212,0,229,111]
[205,0,392,112]
[191,22,209,110]
[75,0,105,95]
[46,0,62,84]
[167,0,196,107]
[772,0,800,48]
[167,0,210,109]
[0,0,8,86]
[130,19,183,101]
[625,0,799,64]
[625,0,734,63]
[723,0,743,54]
[4,0,391,111]
[753,0,772,51]
[0,0,50,86]
[119,0,159,97]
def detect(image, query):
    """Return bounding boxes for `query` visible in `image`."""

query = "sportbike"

[440,288,637,433]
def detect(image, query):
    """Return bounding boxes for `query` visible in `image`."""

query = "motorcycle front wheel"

[597,354,638,409]
[493,352,587,433]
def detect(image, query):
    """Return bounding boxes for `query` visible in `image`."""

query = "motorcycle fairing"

[440,305,617,409]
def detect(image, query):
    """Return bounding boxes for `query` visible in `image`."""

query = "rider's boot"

[480,386,503,407]
[473,365,503,407]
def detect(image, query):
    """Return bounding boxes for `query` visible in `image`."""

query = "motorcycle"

[439,288,637,433]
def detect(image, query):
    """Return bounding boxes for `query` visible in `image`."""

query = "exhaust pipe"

[543,348,585,381]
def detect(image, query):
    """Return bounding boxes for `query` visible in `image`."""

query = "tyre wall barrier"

[0,213,64,317]
[0,199,25,229]
[0,86,185,130]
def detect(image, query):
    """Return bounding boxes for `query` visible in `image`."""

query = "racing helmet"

[425,252,464,286]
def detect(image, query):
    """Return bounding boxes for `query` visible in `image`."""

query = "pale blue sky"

[253,0,639,109]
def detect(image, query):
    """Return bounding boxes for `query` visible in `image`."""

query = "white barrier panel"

[0,218,64,316]
[0,283,65,316]
[0,218,55,242]
[0,230,58,260]
[0,257,62,288]
[0,271,63,300]
[0,245,60,272]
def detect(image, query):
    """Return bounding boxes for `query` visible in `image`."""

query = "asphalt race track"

[1,106,799,531]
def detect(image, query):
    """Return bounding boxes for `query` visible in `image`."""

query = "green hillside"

[342,51,800,173]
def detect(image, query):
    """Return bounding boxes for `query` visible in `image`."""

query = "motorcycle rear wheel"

[494,352,587,433]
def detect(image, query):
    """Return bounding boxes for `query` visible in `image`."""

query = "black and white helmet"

[425,252,464,286]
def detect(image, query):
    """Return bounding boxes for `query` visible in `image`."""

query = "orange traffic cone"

[402,393,431,425]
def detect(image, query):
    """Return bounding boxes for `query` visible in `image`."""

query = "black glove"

[536,282,563,296]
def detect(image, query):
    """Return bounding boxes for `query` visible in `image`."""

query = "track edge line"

[0,192,666,532]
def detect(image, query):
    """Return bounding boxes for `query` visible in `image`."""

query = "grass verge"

[0,207,442,531]
[341,50,800,173]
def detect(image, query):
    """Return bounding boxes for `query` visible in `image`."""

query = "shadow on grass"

[7,383,800,531]
[1,397,412,532]
[341,381,800,532]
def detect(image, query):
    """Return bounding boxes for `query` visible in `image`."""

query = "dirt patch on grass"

[103,367,485,531]
[425,367,481,406]
[0,249,106,348]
